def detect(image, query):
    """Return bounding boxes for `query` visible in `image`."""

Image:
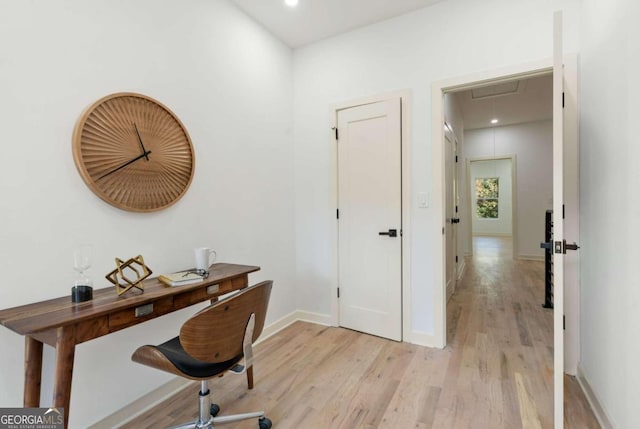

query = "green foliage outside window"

[476,177,499,218]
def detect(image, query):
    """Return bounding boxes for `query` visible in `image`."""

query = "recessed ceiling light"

[285,0,298,6]
[491,118,499,124]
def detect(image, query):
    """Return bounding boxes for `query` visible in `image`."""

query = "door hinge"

[455,255,458,263]
[442,227,445,235]
[562,92,565,108]
[455,205,458,213]
[455,155,458,163]
[337,287,340,298]
[332,127,339,140]
[563,315,566,330]
[336,209,339,219]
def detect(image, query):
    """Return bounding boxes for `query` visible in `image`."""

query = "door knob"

[565,242,580,251]
[378,229,398,237]
[554,240,580,254]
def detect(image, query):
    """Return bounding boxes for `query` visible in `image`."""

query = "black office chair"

[132,280,273,429]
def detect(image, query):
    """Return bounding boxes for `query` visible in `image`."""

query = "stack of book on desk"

[158,271,204,287]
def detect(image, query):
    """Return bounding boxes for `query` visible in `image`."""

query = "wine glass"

[73,245,93,287]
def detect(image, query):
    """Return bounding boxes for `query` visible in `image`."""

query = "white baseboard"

[258,310,333,344]
[457,259,467,280]
[518,254,545,261]
[295,310,334,326]
[576,365,614,429]
[472,232,512,237]
[88,377,192,429]
[90,310,333,428]
[406,330,439,348]
[446,280,454,303]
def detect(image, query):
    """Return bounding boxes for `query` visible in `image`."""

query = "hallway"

[445,236,597,427]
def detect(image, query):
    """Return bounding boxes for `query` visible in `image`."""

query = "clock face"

[72,93,195,212]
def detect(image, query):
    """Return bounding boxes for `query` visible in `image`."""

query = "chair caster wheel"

[259,416,272,429]
[210,404,220,417]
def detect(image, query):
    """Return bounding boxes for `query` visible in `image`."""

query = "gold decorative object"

[105,255,153,296]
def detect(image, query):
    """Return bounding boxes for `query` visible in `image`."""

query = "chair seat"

[133,336,243,380]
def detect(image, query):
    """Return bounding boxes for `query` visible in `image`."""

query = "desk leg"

[53,326,76,429]
[24,336,43,407]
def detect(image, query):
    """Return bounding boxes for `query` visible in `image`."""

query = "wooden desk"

[0,263,259,428]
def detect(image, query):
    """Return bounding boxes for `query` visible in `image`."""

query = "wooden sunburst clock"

[72,93,195,212]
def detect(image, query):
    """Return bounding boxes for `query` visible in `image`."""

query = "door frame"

[431,55,579,357]
[466,155,518,260]
[329,90,412,341]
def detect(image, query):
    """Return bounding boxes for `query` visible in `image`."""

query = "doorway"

[467,156,517,260]
[432,53,579,428]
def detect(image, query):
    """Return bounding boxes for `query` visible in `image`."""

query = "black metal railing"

[540,210,554,309]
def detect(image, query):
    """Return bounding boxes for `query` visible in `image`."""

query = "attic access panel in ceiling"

[471,81,523,100]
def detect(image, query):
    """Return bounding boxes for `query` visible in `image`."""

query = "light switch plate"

[418,192,429,208]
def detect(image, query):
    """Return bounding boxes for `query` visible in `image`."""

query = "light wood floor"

[123,236,599,428]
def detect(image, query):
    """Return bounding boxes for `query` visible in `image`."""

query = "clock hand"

[98,150,152,180]
[133,123,150,161]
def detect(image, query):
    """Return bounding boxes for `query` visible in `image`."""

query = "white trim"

[577,365,614,429]
[88,377,192,429]
[457,258,466,281]
[406,330,439,348]
[517,254,545,261]
[552,14,565,428]
[330,90,412,342]
[432,58,554,350]
[259,310,333,344]
[446,282,455,303]
[471,232,512,237]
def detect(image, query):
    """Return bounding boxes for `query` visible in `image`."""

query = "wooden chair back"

[179,280,272,363]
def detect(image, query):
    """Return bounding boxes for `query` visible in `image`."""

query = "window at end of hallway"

[476,177,499,219]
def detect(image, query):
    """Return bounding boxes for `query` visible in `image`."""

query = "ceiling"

[454,74,553,130]
[230,0,445,48]
[228,0,551,129]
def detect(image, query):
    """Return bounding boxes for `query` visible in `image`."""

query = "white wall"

[0,1,294,427]
[293,0,580,339]
[580,0,640,427]
[465,121,552,259]
[470,159,513,236]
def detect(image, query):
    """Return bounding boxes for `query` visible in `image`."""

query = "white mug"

[194,247,217,272]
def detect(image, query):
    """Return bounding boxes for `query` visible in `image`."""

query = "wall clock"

[72,93,195,212]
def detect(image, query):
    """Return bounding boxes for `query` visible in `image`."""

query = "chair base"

[169,413,271,429]
[167,380,271,429]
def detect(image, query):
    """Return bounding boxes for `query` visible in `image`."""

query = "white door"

[337,99,402,341]
[552,11,565,429]
[445,125,459,301]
